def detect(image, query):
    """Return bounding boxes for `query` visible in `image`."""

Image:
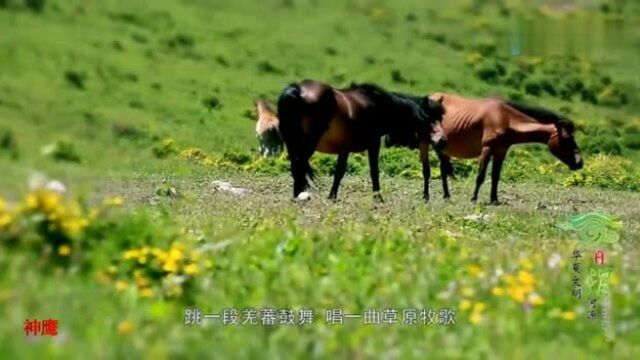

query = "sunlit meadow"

[1,0,639,358]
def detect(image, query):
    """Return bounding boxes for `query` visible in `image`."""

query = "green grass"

[1,0,639,358]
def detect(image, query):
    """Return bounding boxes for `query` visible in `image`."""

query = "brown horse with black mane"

[422,92,583,204]
[277,80,447,201]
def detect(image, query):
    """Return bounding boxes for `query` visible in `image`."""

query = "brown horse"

[425,92,583,204]
[254,99,283,157]
[277,80,446,201]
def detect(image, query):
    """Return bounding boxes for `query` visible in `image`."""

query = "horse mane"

[349,82,424,114]
[505,100,575,133]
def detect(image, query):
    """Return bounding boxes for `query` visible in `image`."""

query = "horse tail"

[277,84,315,193]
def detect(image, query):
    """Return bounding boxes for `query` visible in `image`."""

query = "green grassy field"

[1,0,639,358]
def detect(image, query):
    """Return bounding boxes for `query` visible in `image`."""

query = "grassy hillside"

[1,0,639,358]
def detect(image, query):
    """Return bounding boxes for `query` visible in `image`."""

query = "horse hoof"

[490,200,501,206]
[373,193,384,203]
[295,192,312,201]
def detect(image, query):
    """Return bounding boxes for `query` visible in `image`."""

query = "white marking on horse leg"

[296,191,311,201]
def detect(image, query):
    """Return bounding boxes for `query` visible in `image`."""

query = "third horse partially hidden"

[426,93,583,204]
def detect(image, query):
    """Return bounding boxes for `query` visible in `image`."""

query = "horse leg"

[291,155,309,198]
[368,140,383,202]
[328,153,349,200]
[419,139,430,202]
[436,151,452,199]
[490,149,507,205]
[471,147,491,202]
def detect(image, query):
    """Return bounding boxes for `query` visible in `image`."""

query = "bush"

[597,85,628,107]
[503,69,527,89]
[223,150,252,165]
[0,128,19,159]
[64,71,86,90]
[202,96,221,110]
[152,138,178,158]
[562,154,639,191]
[474,61,505,84]
[24,0,45,12]
[523,78,543,96]
[41,140,82,163]
[579,126,623,155]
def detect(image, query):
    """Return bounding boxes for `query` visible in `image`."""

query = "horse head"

[421,97,447,150]
[548,119,583,170]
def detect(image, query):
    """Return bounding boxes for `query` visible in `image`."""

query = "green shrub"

[152,138,178,158]
[597,85,628,107]
[0,128,19,159]
[563,154,639,191]
[223,150,252,165]
[503,68,527,89]
[523,78,543,96]
[64,71,86,90]
[41,140,81,163]
[579,127,623,155]
[474,60,505,84]
[24,0,45,12]
[202,96,221,110]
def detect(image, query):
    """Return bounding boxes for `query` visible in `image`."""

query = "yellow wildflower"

[189,250,201,262]
[502,274,516,286]
[491,287,505,296]
[0,213,12,228]
[134,276,149,288]
[184,263,200,275]
[107,265,118,274]
[168,244,184,261]
[41,191,61,213]
[115,280,129,291]
[528,293,545,306]
[117,320,135,335]
[61,218,89,236]
[459,299,472,310]
[460,286,475,297]
[24,193,38,210]
[103,196,124,207]
[88,208,100,220]
[507,286,526,303]
[57,245,72,256]
[473,302,486,313]
[139,287,155,298]
[518,258,533,270]
[123,249,141,260]
[561,311,576,321]
[517,270,536,287]
[163,260,179,273]
[470,311,482,325]
[467,264,483,277]
[95,271,110,285]
[610,273,620,285]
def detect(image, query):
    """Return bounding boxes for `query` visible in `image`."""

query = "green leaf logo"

[560,213,622,246]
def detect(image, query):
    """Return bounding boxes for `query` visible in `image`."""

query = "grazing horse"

[425,92,583,204]
[277,79,446,201]
[254,99,284,157]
